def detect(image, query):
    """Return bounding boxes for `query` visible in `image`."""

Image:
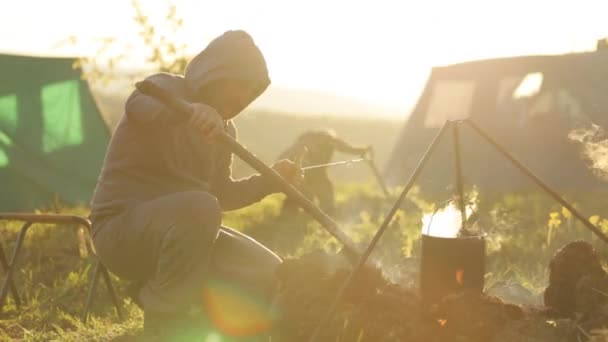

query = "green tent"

[0,54,110,211]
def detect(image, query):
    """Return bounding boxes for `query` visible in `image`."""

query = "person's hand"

[188,102,224,141]
[272,159,303,186]
[362,145,374,159]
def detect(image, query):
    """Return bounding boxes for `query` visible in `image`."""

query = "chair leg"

[0,243,21,308]
[0,222,32,310]
[99,263,123,320]
[81,260,101,322]
[81,260,123,322]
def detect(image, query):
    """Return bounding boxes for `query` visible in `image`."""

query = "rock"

[543,240,608,315]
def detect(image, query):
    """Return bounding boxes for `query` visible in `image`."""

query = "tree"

[74,0,191,85]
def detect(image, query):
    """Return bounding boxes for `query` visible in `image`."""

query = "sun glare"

[1,0,606,114]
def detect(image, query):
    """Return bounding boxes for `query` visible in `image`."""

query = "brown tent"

[384,45,608,193]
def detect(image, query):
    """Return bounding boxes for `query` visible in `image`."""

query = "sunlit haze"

[1,0,607,116]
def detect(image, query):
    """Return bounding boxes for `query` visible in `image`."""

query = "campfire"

[266,120,608,341]
[456,269,464,286]
[270,196,608,341]
[272,240,608,342]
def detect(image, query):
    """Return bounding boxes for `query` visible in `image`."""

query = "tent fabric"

[384,49,608,192]
[0,54,110,211]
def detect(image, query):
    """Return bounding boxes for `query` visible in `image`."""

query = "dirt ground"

[271,241,608,342]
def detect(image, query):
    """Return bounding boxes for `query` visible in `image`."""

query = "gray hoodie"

[90,30,274,228]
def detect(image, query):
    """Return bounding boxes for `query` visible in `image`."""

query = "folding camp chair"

[0,213,122,322]
[0,240,20,310]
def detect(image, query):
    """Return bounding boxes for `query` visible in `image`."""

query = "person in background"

[278,129,372,215]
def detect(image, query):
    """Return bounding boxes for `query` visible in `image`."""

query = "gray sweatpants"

[92,190,282,313]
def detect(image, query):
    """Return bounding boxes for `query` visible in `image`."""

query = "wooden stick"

[135,80,362,258]
[366,159,390,197]
[301,158,366,171]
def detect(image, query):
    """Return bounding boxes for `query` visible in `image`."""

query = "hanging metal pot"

[419,204,486,304]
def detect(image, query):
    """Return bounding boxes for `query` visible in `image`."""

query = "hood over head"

[185,30,271,106]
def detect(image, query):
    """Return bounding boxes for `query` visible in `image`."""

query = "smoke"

[569,124,608,181]
[421,203,475,238]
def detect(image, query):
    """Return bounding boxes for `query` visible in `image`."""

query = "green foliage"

[130,0,189,75]
[74,0,190,85]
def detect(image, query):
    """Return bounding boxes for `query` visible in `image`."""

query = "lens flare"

[205,332,222,342]
[202,277,275,337]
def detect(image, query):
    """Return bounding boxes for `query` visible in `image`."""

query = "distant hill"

[250,86,405,118]
[91,83,409,128]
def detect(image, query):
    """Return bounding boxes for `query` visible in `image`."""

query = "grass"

[0,184,607,340]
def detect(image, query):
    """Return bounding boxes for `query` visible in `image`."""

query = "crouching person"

[89,30,299,341]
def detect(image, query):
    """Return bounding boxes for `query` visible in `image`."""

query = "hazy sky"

[1,0,607,113]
